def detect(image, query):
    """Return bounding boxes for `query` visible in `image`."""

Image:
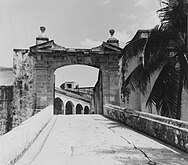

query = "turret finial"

[109,29,115,37]
[40,26,46,34]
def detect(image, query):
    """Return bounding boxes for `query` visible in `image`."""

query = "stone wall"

[74,87,93,99]
[104,104,188,153]
[13,50,36,127]
[181,89,188,121]
[0,86,13,135]
[76,87,93,95]
[119,30,153,113]
[28,39,122,110]
[93,71,103,114]
[0,105,53,165]
[119,55,142,110]
[107,56,120,106]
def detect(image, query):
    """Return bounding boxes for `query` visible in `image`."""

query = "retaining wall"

[104,104,188,153]
[0,105,53,165]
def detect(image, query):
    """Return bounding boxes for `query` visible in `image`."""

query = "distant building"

[0,67,13,86]
[60,82,79,91]
[0,67,13,135]
[60,82,94,100]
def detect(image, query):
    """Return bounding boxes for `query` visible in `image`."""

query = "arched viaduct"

[54,87,91,115]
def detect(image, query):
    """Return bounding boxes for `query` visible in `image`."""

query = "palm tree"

[121,0,188,119]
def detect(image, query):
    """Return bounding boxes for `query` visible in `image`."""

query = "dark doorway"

[65,101,74,115]
[84,106,89,114]
[76,104,83,114]
[54,97,64,115]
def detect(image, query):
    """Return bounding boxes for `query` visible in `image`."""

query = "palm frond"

[146,57,180,118]
[157,0,187,33]
[144,30,177,66]
[121,0,187,120]
[122,64,149,95]
[146,51,169,76]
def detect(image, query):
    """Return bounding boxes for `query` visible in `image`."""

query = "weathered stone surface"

[0,67,14,134]
[93,71,103,114]
[181,88,188,121]
[13,39,122,125]
[0,86,13,135]
[104,104,188,153]
[13,50,35,128]
[0,105,53,165]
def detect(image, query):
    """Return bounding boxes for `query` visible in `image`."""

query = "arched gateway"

[13,28,122,126]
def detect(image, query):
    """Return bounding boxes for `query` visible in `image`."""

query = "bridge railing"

[0,105,53,165]
[55,87,91,102]
[104,104,188,153]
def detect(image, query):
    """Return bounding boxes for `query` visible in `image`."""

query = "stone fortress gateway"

[13,27,122,127]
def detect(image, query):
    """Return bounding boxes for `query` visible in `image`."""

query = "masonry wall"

[34,52,121,111]
[181,89,188,121]
[74,87,93,99]
[108,55,120,106]
[0,105,53,165]
[93,71,103,114]
[76,87,93,95]
[13,50,36,127]
[35,66,49,109]
[119,56,142,111]
[0,86,13,135]
[104,104,188,153]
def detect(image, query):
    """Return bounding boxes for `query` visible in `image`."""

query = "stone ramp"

[16,115,188,165]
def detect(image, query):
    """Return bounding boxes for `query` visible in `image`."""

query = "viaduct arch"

[12,29,122,126]
[54,97,64,115]
[54,87,91,115]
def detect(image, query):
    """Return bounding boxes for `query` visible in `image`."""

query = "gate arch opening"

[55,65,99,88]
[76,104,83,114]
[54,65,101,114]
[65,101,74,115]
[84,106,89,114]
[54,97,64,115]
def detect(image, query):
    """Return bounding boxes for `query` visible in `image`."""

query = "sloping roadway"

[16,115,188,165]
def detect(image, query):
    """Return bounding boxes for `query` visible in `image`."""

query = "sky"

[0,0,161,87]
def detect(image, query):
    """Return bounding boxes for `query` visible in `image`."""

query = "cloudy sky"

[0,0,161,87]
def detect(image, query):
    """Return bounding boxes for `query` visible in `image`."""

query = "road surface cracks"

[97,117,157,165]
